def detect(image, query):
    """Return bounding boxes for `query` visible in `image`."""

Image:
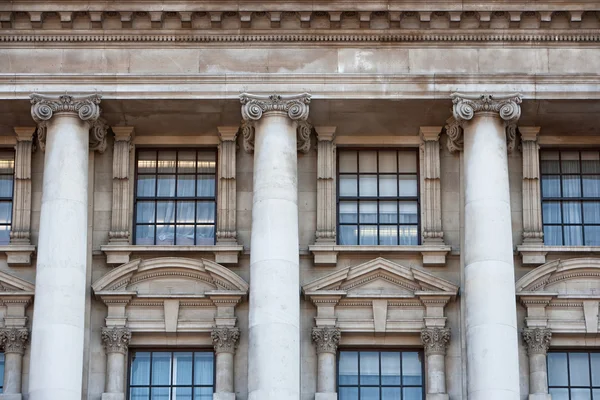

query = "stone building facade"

[0,1,599,400]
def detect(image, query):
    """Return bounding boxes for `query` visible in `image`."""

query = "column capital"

[420,126,442,142]
[30,93,102,124]
[316,126,337,142]
[217,126,239,142]
[421,327,451,356]
[0,327,28,355]
[101,326,132,355]
[13,127,36,142]
[522,328,552,356]
[312,327,341,354]
[211,327,240,354]
[520,126,541,142]
[240,93,311,121]
[451,93,522,124]
[112,126,135,142]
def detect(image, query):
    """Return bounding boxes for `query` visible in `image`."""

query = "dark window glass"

[338,150,419,245]
[129,350,214,400]
[0,353,4,393]
[548,351,600,399]
[338,350,424,400]
[134,150,217,245]
[541,150,600,246]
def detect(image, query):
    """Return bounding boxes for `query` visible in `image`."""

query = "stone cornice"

[421,327,451,356]
[522,328,552,356]
[311,327,341,354]
[211,327,240,354]
[101,326,132,354]
[0,327,28,355]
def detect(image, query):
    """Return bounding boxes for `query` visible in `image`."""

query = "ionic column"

[312,327,340,400]
[28,93,104,400]
[450,93,523,400]
[101,327,131,400]
[421,327,450,400]
[211,327,240,400]
[240,93,311,400]
[522,328,552,400]
[0,327,28,400]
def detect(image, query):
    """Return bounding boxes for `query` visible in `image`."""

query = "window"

[0,151,13,245]
[337,150,419,245]
[548,351,600,399]
[541,150,600,246]
[0,353,4,393]
[134,150,217,245]
[338,350,424,400]
[129,350,214,400]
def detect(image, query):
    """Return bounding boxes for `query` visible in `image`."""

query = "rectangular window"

[337,149,420,246]
[541,150,600,246]
[129,350,214,400]
[0,353,4,393]
[548,351,600,399]
[0,151,14,245]
[134,149,217,246]
[338,350,424,400]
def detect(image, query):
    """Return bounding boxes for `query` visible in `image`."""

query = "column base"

[315,393,338,400]
[213,393,236,400]
[426,394,449,400]
[0,394,22,400]
[101,394,125,400]
[529,395,551,400]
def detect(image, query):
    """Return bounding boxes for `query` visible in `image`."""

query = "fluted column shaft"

[241,93,310,400]
[28,94,102,400]
[452,93,522,400]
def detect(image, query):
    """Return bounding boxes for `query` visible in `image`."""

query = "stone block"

[101,394,125,400]
[315,393,338,400]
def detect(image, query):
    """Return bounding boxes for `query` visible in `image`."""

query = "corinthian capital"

[101,326,132,355]
[522,328,552,356]
[451,93,522,124]
[312,327,341,354]
[211,327,240,354]
[421,327,450,356]
[0,327,29,355]
[240,93,310,121]
[30,93,102,124]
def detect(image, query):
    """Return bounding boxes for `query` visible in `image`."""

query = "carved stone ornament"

[0,327,29,355]
[296,120,313,154]
[211,327,240,354]
[421,327,451,356]
[311,327,341,354]
[89,118,109,153]
[445,116,463,153]
[101,326,132,355]
[522,328,552,356]
[30,93,102,124]
[241,120,255,153]
[240,93,311,121]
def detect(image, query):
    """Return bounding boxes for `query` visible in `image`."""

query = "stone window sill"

[0,245,36,266]
[308,244,451,266]
[100,244,244,265]
[518,244,600,265]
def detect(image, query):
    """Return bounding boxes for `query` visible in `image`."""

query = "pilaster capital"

[421,327,451,356]
[217,126,239,142]
[30,93,102,124]
[240,93,311,122]
[520,126,541,142]
[316,126,337,142]
[420,126,442,142]
[112,126,135,142]
[13,127,36,142]
[211,327,240,354]
[522,328,552,356]
[451,93,522,124]
[101,326,132,355]
[0,327,28,355]
[311,326,341,354]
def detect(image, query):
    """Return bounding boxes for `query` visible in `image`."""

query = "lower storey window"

[548,351,600,399]
[0,353,4,393]
[338,350,424,400]
[129,350,214,400]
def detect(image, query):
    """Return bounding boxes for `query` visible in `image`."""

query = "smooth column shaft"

[105,352,125,393]
[3,353,22,394]
[29,114,89,400]
[463,113,520,400]
[317,352,336,393]
[427,354,447,394]
[529,353,548,395]
[248,112,300,400]
[215,352,234,393]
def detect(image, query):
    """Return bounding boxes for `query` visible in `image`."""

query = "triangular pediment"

[517,258,600,296]
[303,257,458,297]
[0,270,35,294]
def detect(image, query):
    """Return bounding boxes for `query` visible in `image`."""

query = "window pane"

[339,225,358,245]
[176,225,195,245]
[543,201,562,224]
[544,225,563,246]
[570,353,591,386]
[339,387,358,400]
[359,151,377,173]
[399,225,419,245]
[548,353,569,386]
[360,387,379,400]
[582,151,600,173]
[359,175,377,197]
[572,389,592,400]
[0,226,9,245]
[197,152,216,174]
[591,353,600,386]
[563,201,582,224]
[174,352,193,385]
[156,225,175,245]
[0,152,14,174]
[381,352,401,385]
[137,151,156,173]
[194,352,214,385]
[549,388,569,400]
[561,151,580,173]
[379,202,398,224]
[173,387,192,400]
[564,225,583,246]
[585,227,600,246]
[157,202,175,224]
[157,150,176,173]
[399,202,418,224]
[379,226,398,245]
[379,151,397,173]
[197,176,215,197]
[137,202,155,223]
[541,160,560,174]
[399,175,417,197]
[196,225,215,245]
[135,225,155,245]
[0,203,11,224]
[339,352,359,385]
[542,175,561,197]
[193,387,213,400]
[403,387,423,400]
[359,202,377,224]
[340,175,358,197]
[382,387,401,400]
[379,175,398,197]
[0,176,13,198]
[563,176,581,197]
[402,352,422,385]
[583,176,600,197]
[177,202,196,224]
[157,175,176,197]
[197,202,215,224]
[398,152,417,173]
[340,202,358,223]
[177,175,196,197]
[137,175,156,197]
[360,352,380,385]
[594,389,600,400]
[131,352,151,385]
[178,151,197,173]
[339,152,357,173]
[151,387,170,400]
[130,388,150,400]
[360,226,377,245]
[151,352,171,385]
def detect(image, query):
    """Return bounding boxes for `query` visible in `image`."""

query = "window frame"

[336,148,421,246]
[540,148,600,246]
[133,148,218,246]
[336,348,426,400]
[0,149,15,246]
[547,349,600,399]
[126,348,216,400]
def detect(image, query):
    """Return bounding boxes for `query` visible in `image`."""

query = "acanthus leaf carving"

[522,328,552,356]
[101,326,132,355]
[421,327,451,356]
[311,326,341,354]
[211,327,240,354]
[0,327,29,355]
